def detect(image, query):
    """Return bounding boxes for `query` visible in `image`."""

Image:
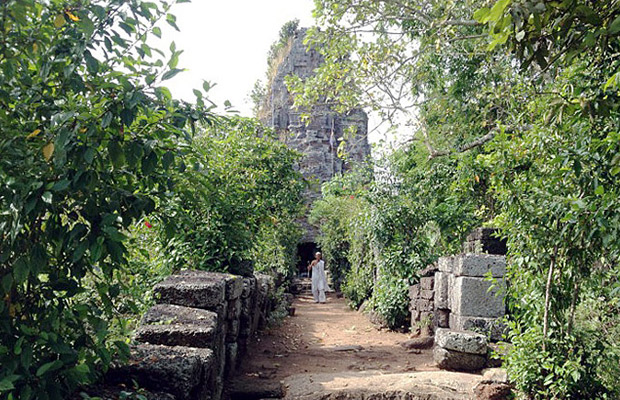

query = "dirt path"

[237,292,437,381]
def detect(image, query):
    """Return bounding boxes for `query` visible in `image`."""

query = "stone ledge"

[433,347,487,372]
[435,328,487,355]
[107,344,214,400]
[453,254,506,278]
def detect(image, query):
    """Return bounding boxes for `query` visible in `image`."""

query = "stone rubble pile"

[436,254,507,341]
[433,328,488,371]
[108,270,276,400]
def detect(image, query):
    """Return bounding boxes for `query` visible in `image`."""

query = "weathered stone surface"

[464,228,507,256]
[435,328,488,355]
[283,371,483,400]
[449,276,505,318]
[421,289,434,300]
[108,344,214,400]
[227,298,242,321]
[420,277,435,290]
[261,28,371,241]
[154,270,227,310]
[434,272,449,309]
[225,342,239,377]
[474,371,512,400]
[227,319,240,342]
[135,304,218,348]
[420,263,439,277]
[409,284,420,300]
[453,254,506,278]
[72,384,177,400]
[438,256,455,273]
[242,276,258,299]
[227,379,284,400]
[449,314,508,342]
[225,274,244,300]
[435,309,450,328]
[400,336,434,350]
[433,347,487,371]
[416,299,434,312]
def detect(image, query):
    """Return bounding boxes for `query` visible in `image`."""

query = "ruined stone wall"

[263,28,371,241]
[409,228,508,341]
[105,270,277,400]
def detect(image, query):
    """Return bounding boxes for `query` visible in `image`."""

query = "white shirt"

[311,260,327,291]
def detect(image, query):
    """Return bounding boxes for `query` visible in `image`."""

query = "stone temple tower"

[261,28,371,271]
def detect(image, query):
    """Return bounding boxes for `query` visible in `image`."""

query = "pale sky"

[160,0,316,116]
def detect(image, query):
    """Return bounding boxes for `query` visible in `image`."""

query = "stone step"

[135,304,219,348]
[107,344,214,400]
[154,270,243,313]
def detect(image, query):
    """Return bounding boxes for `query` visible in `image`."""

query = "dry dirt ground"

[237,292,438,381]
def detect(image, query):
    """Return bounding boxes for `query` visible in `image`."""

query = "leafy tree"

[0,1,218,398]
[298,0,620,396]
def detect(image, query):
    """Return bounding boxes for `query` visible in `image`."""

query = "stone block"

[416,299,434,312]
[435,328,488,355]
[453,254,506,278]
[450,276,505,318]
[225,342,238,378]
[450,314,508,342]
[135,304,218,348]
[438,256,454,273]
[227,298,242,321]
[420,289,434,300]
[242,276,257,299]
[433,347,486,372]
[435,309,450,328]
[409,284,420,300]
[108,344,214,400]
[224,274,244,300]
[227,319,240,343]
[434,272,449,309]
[154,270,226,310]
[420,277,434,290]
[420,263,439,277]
[410,309,421,322]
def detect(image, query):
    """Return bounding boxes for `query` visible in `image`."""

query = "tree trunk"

[542,246,558,352]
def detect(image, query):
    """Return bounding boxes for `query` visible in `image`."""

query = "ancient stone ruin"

[409,228,508,371]
[261,28,371,265]
[99,270,277,400]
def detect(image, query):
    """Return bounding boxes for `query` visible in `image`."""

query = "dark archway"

[296,242,319,277]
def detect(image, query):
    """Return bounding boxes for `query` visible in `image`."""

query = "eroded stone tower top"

[262,28,371,242]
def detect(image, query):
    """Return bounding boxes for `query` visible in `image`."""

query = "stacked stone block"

[409,274,435,335]
[463,227,507,255]
[435,254,507,341]
[433,328,488,371]
[110,270,276,400]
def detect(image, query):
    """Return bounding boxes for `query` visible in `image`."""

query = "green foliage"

[0,2,305,399]
[300,0,620,397]
[149,117,304,274]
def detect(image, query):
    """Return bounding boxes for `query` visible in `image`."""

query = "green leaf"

[610,16,620,34]
[51,179,70,192]
[162,68,183,81]
[473,7,490,23]
[36,360,63,377]
[595,185,604,195]
[13,257,29,284]
[108,141,125,168]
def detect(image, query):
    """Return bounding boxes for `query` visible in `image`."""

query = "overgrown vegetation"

[0,2,303,399]
[295,0,620,398]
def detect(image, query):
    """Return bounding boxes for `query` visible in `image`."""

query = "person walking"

[308,252,327,303]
